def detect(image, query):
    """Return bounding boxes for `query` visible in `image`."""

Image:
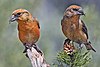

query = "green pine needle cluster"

[53,50,91,67]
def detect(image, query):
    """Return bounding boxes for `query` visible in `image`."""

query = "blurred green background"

[0,0,100,67]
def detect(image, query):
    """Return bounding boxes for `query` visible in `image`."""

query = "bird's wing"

[33,18,40,29]
[61,16,66,26]
[61,19,63,26]
[36,21,40,29]
[81,20,88,39]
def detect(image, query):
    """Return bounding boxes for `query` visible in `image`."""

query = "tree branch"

[26,46,50,67]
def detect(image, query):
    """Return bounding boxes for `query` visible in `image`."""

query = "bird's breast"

[62,21,87,43]
[18,22,40,44]
[62,20,79,41]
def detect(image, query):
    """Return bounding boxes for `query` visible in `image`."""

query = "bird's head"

[9,9,33,23]
[64,5,85,17]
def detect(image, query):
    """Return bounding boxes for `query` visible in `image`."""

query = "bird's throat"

[70,15,80,29]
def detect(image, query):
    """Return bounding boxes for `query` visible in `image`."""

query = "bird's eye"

[73,9,78,11]
[17,13,21,15]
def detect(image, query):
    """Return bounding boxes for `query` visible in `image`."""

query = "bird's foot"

[23,47,27,53]
[23,43,32,53]
[23,44,33,58]
[64,39,71,45]
[25,53,29,58]
[32,44,43,56]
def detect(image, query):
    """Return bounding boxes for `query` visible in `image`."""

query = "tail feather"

[85,42,96,52]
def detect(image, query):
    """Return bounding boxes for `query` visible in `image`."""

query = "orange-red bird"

[9,9,40,53]
[61,5,96,52]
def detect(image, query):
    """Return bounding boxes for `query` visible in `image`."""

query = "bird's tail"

[84,41,96,52]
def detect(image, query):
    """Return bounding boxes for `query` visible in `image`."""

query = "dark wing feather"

[81,20,88,39]
[36,21,40,29]
[61,19,63,26]
[33,18,40,29]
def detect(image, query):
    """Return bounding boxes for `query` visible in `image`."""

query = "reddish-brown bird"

[61,5,96,52]
[9,9,40,53]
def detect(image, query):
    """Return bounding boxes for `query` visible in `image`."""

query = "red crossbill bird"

[9,9,41,53]
[61,5,96,52]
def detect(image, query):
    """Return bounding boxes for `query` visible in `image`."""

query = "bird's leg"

[78,44,83,53]
[23,43,34,53]
[63,39,71,51]
[64,39,71,45]
[32,43,43,56]
[23,43,33,53]
[23,43,31,58]
[79,44,83,50]
[23,43,28,53]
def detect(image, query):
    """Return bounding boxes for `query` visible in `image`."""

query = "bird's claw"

[33,45,43,56]
[25,53,29,58]
[23,45,33,58]
[64,39,71,45]
[23,48,27,53]
[23,45,32,53]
